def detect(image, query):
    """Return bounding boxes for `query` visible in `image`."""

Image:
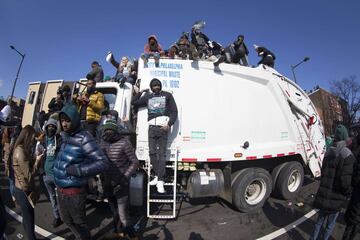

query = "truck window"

[98,88,117,110]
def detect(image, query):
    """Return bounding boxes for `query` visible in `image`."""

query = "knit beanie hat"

[334,124,349,142]
[101,119,119,133]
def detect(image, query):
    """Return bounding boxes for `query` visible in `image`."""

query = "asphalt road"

[0,162,354,240]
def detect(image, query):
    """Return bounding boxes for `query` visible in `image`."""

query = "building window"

[28,91,36,104]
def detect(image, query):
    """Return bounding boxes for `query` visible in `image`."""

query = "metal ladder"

[146,147,178,219]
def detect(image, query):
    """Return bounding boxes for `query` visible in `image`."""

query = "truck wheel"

[232,168,272,212]
[274,162,304,200]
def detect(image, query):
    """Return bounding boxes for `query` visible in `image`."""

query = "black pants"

[0,195,6,239]
[343,224,359,240]
[57,190,91,240]
[106,184,132,233]
[13,187,36,240]
[148,126,168,180]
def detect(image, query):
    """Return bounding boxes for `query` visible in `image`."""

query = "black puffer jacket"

[345,148,360,224]
[100,136,139,186]
[313,141,355,213]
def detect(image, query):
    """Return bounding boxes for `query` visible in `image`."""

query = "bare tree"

[330,75,360,127]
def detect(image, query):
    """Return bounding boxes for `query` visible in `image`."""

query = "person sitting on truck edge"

[225,35,249,66]
[48,88,64,114]
[131,78,178,193]
[53,104,109,240]
[191,20,211,59]
[254,44,276,68]
[100,119,139,239]
[106,52,137,88]
[87,61,104,82]
[177,32,199,60]
[310,124,355,240]
[42,118,63,228]
[141,35,164,68]
[77,78,105,137]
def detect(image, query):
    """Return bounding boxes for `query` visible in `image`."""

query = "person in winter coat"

[176,32,199,60]
[100,119,139,239]
[42,118,63,228]
[310,124,355,240]
[53,104,109,240]
[225,35,249,66]
[48,89,64,114]
[131,78,178,193]
[342,134,360,240]
[87,61,104,82]
[77,78,105,137]
[12,125,44,240]
[141,35,164,68]
[254,45,276,68]
[191,21,210,59]
[106,52,137,86]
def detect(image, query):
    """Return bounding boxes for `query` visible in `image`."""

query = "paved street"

[0,162,352,240]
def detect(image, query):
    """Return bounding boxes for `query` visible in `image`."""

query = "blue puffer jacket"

[53,104,109,188]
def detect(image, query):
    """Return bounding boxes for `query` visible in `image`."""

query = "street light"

[291,57,310,84]
[10,45,26,105]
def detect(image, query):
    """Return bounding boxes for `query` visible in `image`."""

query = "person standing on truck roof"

[254,44,276,68]
[53,104,109,240]
[100,119,139,239]
[225,35,249,66]
[141,35,164,68]
[77,78,105,137]
[87,61,104,82]
[131,78,178,193]
[310,124,355,240]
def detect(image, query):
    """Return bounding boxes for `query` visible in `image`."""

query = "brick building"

[308,87,350,136]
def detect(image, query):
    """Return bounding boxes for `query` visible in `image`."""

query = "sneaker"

[52,218,63,228]
[156,181,165,193]
[149,176,158,186]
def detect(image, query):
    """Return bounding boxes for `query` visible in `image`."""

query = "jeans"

[343,224,359,240]
[310,210,339,240]
[43,175,60,219]
[106,184,131,233]
[148,126,168,180]
[57,190,91,240]
[141,53,160,66]
[13,187,36,240]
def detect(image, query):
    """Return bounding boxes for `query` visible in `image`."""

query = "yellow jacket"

[78,91,105,122]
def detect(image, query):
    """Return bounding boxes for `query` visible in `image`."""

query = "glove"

[66,165,82,177]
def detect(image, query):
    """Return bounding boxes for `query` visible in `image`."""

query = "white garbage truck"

[22,58,325,218]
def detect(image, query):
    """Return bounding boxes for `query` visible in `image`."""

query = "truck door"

[22,82,43,127]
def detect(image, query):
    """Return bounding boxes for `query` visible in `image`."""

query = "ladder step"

[166,165,175,168]
[149,199,174,203]
[148,215,175,219]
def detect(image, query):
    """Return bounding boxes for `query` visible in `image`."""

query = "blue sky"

[0,0,359,99]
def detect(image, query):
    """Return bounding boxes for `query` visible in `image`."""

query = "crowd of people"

[0,50,178,239]
[0,21,359,240]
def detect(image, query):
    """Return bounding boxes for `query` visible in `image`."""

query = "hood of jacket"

[59,104,80,133]
[148,35,159,43]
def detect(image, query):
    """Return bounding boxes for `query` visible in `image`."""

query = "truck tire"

[232,168,272,212]
[274,161,304,200]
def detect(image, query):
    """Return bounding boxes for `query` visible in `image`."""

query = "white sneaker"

[156,181,165,193]
[149,176,158,186]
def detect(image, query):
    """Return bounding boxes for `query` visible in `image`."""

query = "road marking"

[5,206,65,240]
[256,209,318,240]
